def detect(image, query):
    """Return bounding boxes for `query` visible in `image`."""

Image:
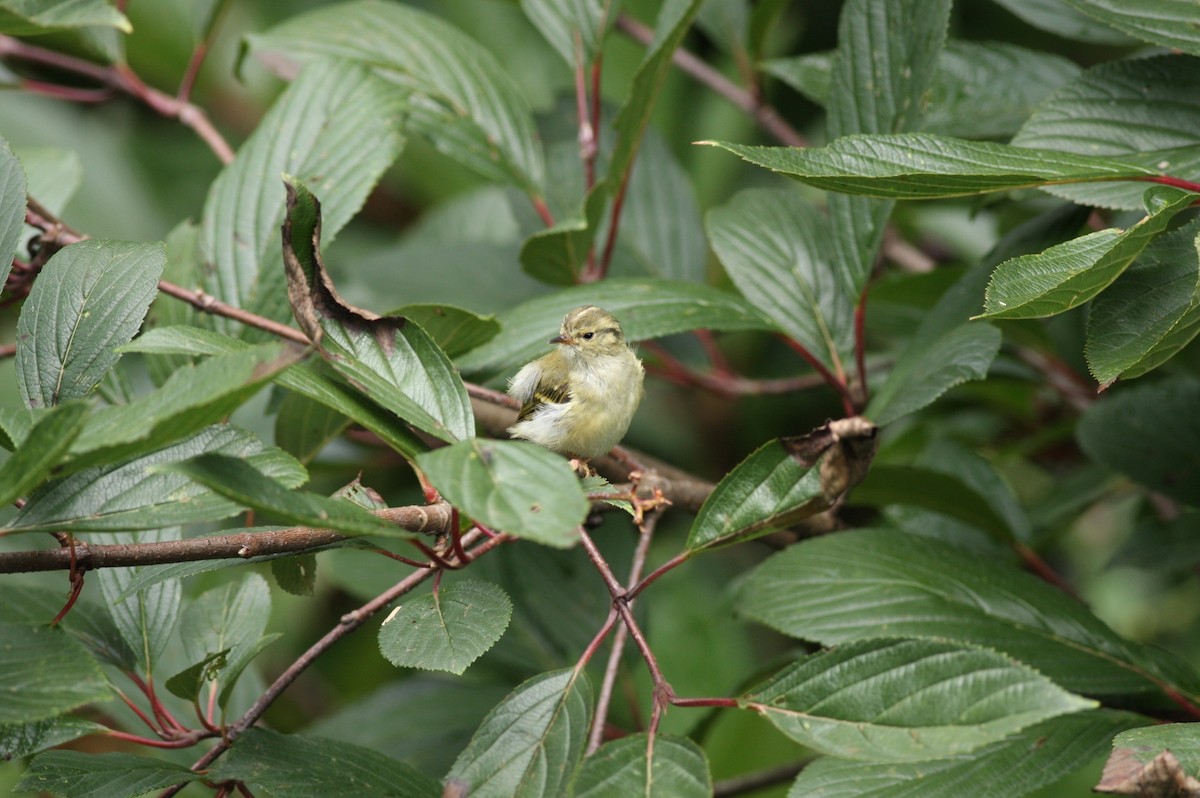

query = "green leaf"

[519,186,607,285]
[738,529,1200,699]
[179,573,273,709]
[246,0,543,193]
[1105,723,1200,784]
[200,59,404,333]
[746,638,1094,762]
[704,133,1161,199]
[520,0,611,67]
[0,585,136,669]
[1064,0,1200,55]
[16,751,200,798]
[0,717,106,761]
[17,146,83,217]
[787,709,1144,798]
[0,0,131,34]
[688,438,825,550]
[456,279,774,376]
[622,120,707,283]
[65,343,300,469]
[706,188,854,375]
[97,528,182,675]
[126,326,427,458]
[392,304,501,358]
[378,579,513,675]
[274,390,350,465]
[0,624,109,723]
[1086,219,1200,385]
[765,42,1080,141]
[211,727,440,798]
[0,135,26,288]
[571,733,712,798]
[1013,55,1200,210]
[6,425,305,534]
[824,0,951,295]
[310,677,511,775]
[988,0,1135,44]
[446,668,592,798]
[853,442,1032,545]
[605,0,704,197]
[417,439,587,548]
[1077,377,1200,508]
[980,186,1199,320]
[271,553,318,596]
[0,401,88,506]
[868,323,1000,425]
[165,649,229,702]
[15,240,165,408]
[283,177,474,443]
[167,454,415,538]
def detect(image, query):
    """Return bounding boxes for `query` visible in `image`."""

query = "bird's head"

[550,305,628,357]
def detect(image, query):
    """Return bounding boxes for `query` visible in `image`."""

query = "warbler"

[507,305,645,466]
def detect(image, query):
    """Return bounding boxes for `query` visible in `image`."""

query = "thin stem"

[159,530,513,796]
[112,685,166,737]
[1139,174,1200,194]
[642,341,826,398]
[155,280,310,344]
[853,283,869,409]
[627,550,691,602]
[105,729,216,749]
[614,13,806,148]
[713,762,810,798]
[779,336,855,417]
[0,34,235,164]
[588,512,660,753]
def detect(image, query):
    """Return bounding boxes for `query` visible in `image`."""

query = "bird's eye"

[582,332,595,340]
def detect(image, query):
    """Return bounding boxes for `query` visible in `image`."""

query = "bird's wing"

[510,353,572,424]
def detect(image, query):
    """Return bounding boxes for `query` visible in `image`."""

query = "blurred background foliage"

[2,1,1197,796]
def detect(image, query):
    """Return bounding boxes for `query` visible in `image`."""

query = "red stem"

[853,283,869,409]
[779,336,855,416]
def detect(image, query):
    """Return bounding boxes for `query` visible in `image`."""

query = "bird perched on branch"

[507,305,644,471]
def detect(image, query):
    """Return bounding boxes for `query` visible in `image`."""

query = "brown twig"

[158,528,513,797]
[0,504,454,573]
[615,13,806,148]
[587,511,660,753]
[0,34,234,164]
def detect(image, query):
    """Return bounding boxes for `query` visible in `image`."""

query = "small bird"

[507,305,645,469]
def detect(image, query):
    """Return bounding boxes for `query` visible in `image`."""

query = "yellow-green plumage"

[507,306,644,460]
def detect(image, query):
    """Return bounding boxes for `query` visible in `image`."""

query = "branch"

[0,504,454,573]
[159,528,514,796]
[0,34,234,164]
[614,14,806,148]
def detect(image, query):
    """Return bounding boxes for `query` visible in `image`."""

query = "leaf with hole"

[199,59,404,333]
[283,178,473,443]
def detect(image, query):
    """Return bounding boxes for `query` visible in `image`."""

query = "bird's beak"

[549,334,574,346]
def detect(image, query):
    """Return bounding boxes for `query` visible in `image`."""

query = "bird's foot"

[569,458,598,478]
